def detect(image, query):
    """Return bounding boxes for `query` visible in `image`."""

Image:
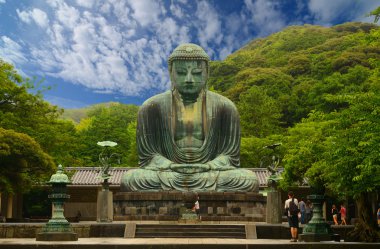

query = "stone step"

[136,224,245,229]
[134,224,246,238]
[136,233,246,238]
[136,228,245,233]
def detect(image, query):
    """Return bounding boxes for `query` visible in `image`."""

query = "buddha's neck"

[174,90,205,106]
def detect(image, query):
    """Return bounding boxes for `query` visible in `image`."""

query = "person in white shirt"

[284,191,299,242]
[194,195,200,220]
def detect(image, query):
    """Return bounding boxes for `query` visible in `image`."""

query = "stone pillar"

[97,188,113,222]
[266,189,282,224]
[6,194,12,219]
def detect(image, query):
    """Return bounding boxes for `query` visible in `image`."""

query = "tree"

[124,121,138,166]
[75,103,138,166]
[281,89,380,241]
[0,59,80,166]
[367,6,380,23]
[238,86,283,137]
[325,90,380,242]
[0,128,55,193]
[240,135,285,168]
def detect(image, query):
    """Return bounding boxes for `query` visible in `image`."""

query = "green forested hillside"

[209,22,379,168]
[60,102,123,124]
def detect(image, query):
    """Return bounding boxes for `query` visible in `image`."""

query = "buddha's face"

[171,60,207,95]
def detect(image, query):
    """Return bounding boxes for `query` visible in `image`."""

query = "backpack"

[289,198,299,216]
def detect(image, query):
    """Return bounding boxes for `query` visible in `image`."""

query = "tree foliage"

[0,59,81,167]
[0,128,55,193]
[208,22,380,241]
[73,102,138,166]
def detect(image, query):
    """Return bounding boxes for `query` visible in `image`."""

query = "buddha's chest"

[173,105,205,148]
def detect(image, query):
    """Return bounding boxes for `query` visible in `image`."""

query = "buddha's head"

[168,43,210,96]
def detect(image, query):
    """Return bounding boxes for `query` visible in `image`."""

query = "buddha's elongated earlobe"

[170,62,175,91]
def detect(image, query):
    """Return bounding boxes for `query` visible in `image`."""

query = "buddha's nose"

[185,71,194,83]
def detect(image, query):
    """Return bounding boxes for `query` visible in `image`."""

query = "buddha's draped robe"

[121,91,258,192]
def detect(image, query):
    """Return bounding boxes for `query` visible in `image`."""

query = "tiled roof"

[66,167,283,187]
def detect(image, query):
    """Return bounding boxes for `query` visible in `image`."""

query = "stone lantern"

[299,194,339,242]
[36,165,78,241]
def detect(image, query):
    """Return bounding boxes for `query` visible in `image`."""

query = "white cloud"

[307,0,380,25]
[169,2,184,18]
[16,8,49,27]
[75,0,94,8]
[21,0,174,97]
[308,0,352,25]
[127,0,163,27]
[244,0,286,37]
[195,1,223,50]
[0,36,28,65]
[0,0,6,4]
[55,2,80,29]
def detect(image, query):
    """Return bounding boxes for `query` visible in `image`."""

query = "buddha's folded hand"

[170,163,211,173]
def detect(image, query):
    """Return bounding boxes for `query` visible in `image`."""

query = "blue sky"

[0,0,379,109]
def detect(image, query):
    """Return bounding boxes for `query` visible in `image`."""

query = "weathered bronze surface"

[36,165,78,241]
[121,43,258,192]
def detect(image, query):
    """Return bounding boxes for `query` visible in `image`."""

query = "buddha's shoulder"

[140,91,171,109]
[207,91,237,109]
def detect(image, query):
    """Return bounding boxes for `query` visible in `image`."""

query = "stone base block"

[36,232,78,241]
[114,191,265,221]
[299,233,340,242]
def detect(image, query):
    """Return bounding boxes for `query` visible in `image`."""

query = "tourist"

[284,191,299,242]
[340,204,347,225]
[332,204,339,225]
[194,195,200,220]
[305,200,313,223]
[299,198,306,224]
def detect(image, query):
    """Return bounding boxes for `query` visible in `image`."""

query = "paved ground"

[0,238,378,249]
[0,238,291,244]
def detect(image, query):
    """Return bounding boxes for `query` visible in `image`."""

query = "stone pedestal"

[36,232,78,241]
[265,189,282,224]
[97,189,113,222]
[114,191,265,221]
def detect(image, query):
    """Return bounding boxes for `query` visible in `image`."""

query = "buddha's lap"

[124,167,256,181]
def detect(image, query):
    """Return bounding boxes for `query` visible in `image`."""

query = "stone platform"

[0,222,356,241]
[113,192,266,222]
[0,237,378,249]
